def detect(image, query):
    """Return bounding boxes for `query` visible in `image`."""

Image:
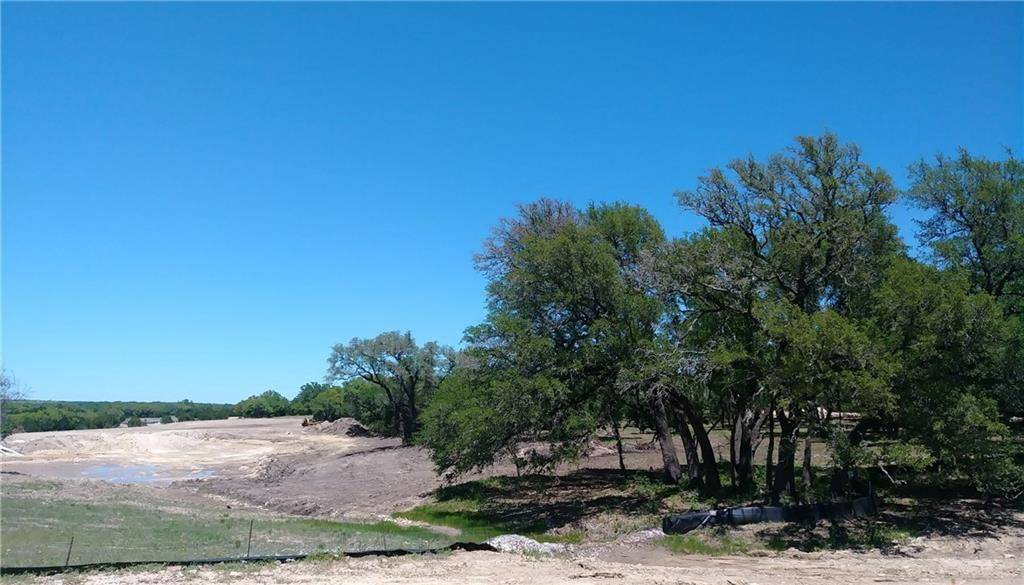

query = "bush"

[926,394,1024,498]
[339,379,396,435]
[290,382,335,415]
[233,390,291,418]
[309,388,347,422]
[159,415,173,424]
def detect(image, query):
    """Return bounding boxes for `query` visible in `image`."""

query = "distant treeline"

[0,399,234,436]
[0,380,393,438]
[233,379,394,435]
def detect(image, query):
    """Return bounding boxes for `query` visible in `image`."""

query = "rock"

[486,534,567,555]
[617,528,664,544]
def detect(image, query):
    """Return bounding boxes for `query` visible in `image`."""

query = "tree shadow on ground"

[422,466,1024,544]
[427,468,674,534]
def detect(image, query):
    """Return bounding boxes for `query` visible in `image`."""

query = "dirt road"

[13,549,1022,585]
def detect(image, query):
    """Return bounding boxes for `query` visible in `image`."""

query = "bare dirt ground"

[11,548,1023,585]
[0,417,357,484]
[3,417,1022,584]
[1,417,664,518]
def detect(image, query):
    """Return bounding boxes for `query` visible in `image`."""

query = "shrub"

[233,390,291,418]
[309,388,347,422]
[340,379,396,435]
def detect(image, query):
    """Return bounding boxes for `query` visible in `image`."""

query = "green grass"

[659,530,752,555]
[0,479,450,568]
[395,477,583,544]
[396,500,555,542]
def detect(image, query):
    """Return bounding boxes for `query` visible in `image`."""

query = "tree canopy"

[326,331,454,444]
[414,133,1023,502]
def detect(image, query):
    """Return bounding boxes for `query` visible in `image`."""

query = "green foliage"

[338,378,395,435]
[908,150,1023,314]
[423,202,667,480]
[309,388,346,422]
[417,139,1024,500]
[233,390,291,418]
[126,415,144,427]
[928,394,1023,497]
[420,367,585,479]
[660,530,751,555]
[326,331,454,444]
[395,477,586,543]
[0,399,232,437]
[159,415,173,424]
[756,300,896,417]
[290,382,335,415]
[864,258,1023,495]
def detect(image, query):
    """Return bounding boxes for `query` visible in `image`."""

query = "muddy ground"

[2,417,1022,584]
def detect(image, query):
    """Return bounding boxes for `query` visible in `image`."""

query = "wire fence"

[0,517,456,571]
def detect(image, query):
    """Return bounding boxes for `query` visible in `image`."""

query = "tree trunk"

[765,406,775,503]
[801,426,814,500]
[398,402,417,445]
[771,409,800,504]
[673,410,701,486]
[651,396,682,484]
[832,417,876,498]
[679,397,721,495]
[830,466,847,499]
[612,419,626,472]
[734,409,757,492]
[729,413,738,488]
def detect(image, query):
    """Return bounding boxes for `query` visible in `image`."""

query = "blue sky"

[2,3,1021,403]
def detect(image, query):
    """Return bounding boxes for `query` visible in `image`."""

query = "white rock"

[486,534,567,555]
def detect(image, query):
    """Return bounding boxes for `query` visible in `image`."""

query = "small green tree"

[326,332,454,444]
[290,382,334,415]
[309,388,347,422]
[234,390,290,418]
[338,378,395,434]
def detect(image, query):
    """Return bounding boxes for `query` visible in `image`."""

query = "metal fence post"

[245,519,254,559]
[64,536,74,567]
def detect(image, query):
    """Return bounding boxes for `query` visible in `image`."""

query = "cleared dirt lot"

[1,416,660,518]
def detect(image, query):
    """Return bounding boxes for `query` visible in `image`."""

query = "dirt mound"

[249,456,299,484]
[309,418,374,437]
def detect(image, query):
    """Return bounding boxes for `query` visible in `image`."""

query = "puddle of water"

[80,464,214,484]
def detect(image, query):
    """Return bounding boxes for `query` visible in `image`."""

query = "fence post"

[245,519,254,559]
[64,535,74,567]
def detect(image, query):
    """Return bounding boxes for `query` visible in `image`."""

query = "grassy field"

[0,478,451,568]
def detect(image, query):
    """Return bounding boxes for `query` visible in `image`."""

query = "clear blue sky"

[2,3,1021,403]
